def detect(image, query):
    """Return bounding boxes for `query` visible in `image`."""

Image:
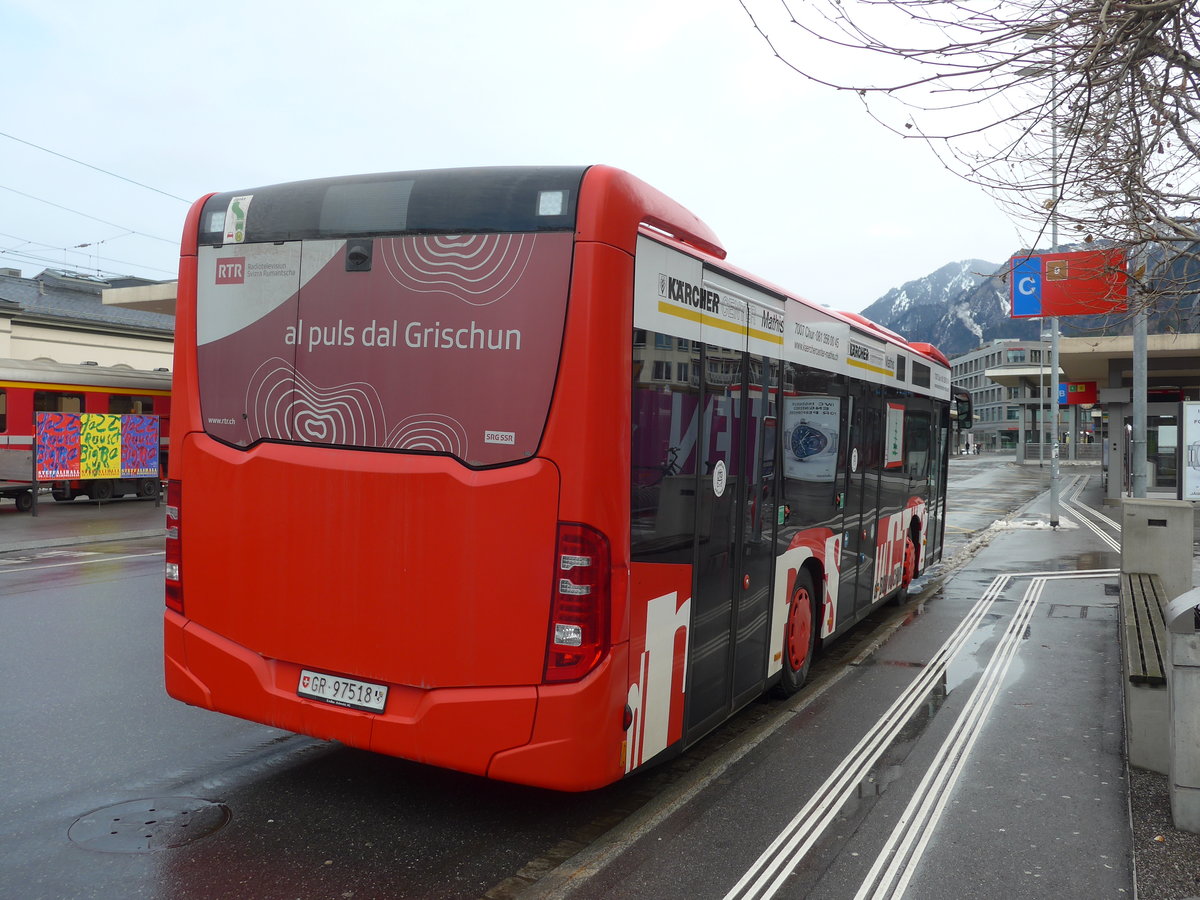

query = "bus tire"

[137,478,158,498]
[773,569,817,698]
[15,490,32,512]
[90,480,114,501]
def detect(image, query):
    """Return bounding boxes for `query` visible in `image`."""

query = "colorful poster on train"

[35,413,159,480]
[34,412,82,478]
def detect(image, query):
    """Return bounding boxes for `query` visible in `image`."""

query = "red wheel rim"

[785,585,812,671]
[902,537,916,587]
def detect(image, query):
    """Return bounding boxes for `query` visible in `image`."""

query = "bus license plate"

[297,669,388,713]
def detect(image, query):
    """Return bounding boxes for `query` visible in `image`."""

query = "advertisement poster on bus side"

[783,396,840,482]
[885,403,905,469]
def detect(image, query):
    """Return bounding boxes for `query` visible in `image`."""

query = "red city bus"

[164,166,970,791]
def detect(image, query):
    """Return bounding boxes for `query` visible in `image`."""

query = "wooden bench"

[1119,572,1169,774]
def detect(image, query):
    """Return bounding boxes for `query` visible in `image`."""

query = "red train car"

[0,358,171,506]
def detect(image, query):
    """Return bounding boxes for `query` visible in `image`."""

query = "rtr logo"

[216,257,246,285]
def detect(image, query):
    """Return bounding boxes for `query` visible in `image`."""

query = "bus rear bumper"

[164,611,538,778]
[164,612,630,788]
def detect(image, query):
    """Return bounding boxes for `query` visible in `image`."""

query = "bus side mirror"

[952,392,973,430]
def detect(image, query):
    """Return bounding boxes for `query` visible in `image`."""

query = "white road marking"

[854,570,1117,900]
[723,569,1119,900]
[0,551,164,573]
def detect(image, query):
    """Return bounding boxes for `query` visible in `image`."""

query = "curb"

[0,528,165,555]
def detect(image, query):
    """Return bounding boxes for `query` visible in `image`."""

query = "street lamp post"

[1018,26,1062,525]
[1046,61,1062,528]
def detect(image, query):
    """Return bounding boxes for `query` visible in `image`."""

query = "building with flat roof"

[985,333,1200,499]
[950,339,1058,452]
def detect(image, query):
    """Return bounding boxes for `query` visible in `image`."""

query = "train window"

[109,395,155,415]
[34,390,84,414]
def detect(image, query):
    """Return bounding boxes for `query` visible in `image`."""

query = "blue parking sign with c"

[1011,256,1043,317]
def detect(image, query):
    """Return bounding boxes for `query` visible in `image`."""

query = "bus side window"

[0,388,6,432]
[781,363,846,531]
[631,329,700,563]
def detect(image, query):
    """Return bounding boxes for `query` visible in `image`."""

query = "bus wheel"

[137,478,158,498]
[774,569,817,698]
[893,536,918,605]
[15,491,32,512]
[91,480,114,502]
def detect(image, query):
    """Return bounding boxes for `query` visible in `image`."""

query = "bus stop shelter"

[986,333,1200,501]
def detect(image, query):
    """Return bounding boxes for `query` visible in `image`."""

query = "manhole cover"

[68,797,230,853]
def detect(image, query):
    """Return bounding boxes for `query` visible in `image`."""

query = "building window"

[654,333,673,350]
[109,395,155,415]
[1006,349,1026,363]
[652,360,671,380]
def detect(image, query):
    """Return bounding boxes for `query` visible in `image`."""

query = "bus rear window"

[194,232,574,466]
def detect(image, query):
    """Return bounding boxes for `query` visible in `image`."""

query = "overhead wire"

[0,129,190,203]
[0,129,189,278]
[0,183,177,245]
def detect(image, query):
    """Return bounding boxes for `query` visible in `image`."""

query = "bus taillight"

[165,479,183,614]
[545,523,611,683]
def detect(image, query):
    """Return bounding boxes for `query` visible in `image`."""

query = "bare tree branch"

[740,0,1200,318]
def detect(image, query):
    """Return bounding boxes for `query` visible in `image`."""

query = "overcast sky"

[1,0,1032,313]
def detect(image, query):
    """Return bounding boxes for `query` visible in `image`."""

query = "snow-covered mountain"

[857,260,1002,354]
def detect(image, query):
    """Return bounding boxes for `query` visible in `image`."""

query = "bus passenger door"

[685,341,747,741]
[926,405,950,567]
[730,356,778,709]
[843,383,883,615]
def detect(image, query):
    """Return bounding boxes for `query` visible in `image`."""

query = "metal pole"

[1132,250,1148,496]
[1039,347,1045,467]
[1047,62,1061,528]
[1049,318,1061,526]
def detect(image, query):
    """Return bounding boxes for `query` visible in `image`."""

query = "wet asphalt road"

[0,457,1060,900]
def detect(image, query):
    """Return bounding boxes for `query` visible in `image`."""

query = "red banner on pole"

[1010,248,1128,318]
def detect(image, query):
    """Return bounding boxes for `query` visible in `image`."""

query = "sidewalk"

[0,491,165,553]
[1010,477,1200,900]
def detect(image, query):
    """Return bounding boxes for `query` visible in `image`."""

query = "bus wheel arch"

[893,518,921,605]
[773,564,820,698]
[904,516,922,584]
